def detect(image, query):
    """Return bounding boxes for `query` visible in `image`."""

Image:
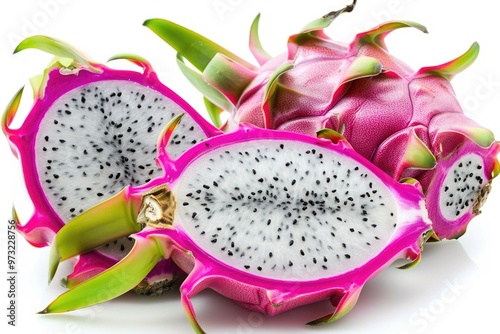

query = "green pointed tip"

[463,126,494,148]
[438,126,495,149]
[40,234,164,314]
[400,177,419,186]
[307,288,362,326]
[423,229,438,242]
[399,177,424,193]
[300,0,357,33]
[2,86,24,138]
[397,253,421,269]
[417,42,479,80]
[190,318,206,334]
[307,314,332,326]
[249,13,272,66]
[355,21,427,50]
[144,18,255,72]
[37,308,49,315]
[182,293,206,334]
[11,206,20,222]
[108,53,153,74]
[157,113,185,156]
[53,188,143,263]
[343,56,383,83]
[404,132,437,170]
[299,17,333,34]
[317,128,347,145]
[14,35,100,73]
[48,242,62,283]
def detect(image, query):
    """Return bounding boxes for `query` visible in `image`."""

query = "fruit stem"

[323,0,357,20]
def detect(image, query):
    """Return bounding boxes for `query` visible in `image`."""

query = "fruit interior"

[35,80,206,231]
[173,139,399,281]
[439,153,487,221]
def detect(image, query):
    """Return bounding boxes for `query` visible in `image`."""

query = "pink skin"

[221,20,497,240]
[146,10,498,241]
[3,62,219,248]
[123,125,431,329]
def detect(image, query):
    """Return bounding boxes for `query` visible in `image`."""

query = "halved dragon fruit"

[144,2,500,240]
[2,36,219,293]
[41,122,431,332]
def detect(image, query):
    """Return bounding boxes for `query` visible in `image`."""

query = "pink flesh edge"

[7,62,219,247]
[422,140,500,239]
[131,126,430,324]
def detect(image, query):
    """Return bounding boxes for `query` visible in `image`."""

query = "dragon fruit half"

[145,2,500,240]
[41,122,431,332]
[2,36,220,294]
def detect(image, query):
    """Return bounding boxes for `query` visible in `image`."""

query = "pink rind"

[5,62,219,247]
[423,140,500,240]
[148,125,431,329]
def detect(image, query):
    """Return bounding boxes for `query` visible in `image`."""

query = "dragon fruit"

[41,122,431,332]
[2,35,219,293]
[145,2,500,240]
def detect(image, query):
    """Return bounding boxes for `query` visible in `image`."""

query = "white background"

[1,0,500,333]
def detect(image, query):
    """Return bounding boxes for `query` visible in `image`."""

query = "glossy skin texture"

[146,13,499,240]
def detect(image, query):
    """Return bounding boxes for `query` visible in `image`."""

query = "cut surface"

[35,80,206,222]
[439,153,487,221]
[173,140,398,281]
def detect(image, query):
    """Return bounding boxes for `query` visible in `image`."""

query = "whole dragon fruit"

[40,122,431,333]
[2,36,220,294]
[145,2,500,240]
